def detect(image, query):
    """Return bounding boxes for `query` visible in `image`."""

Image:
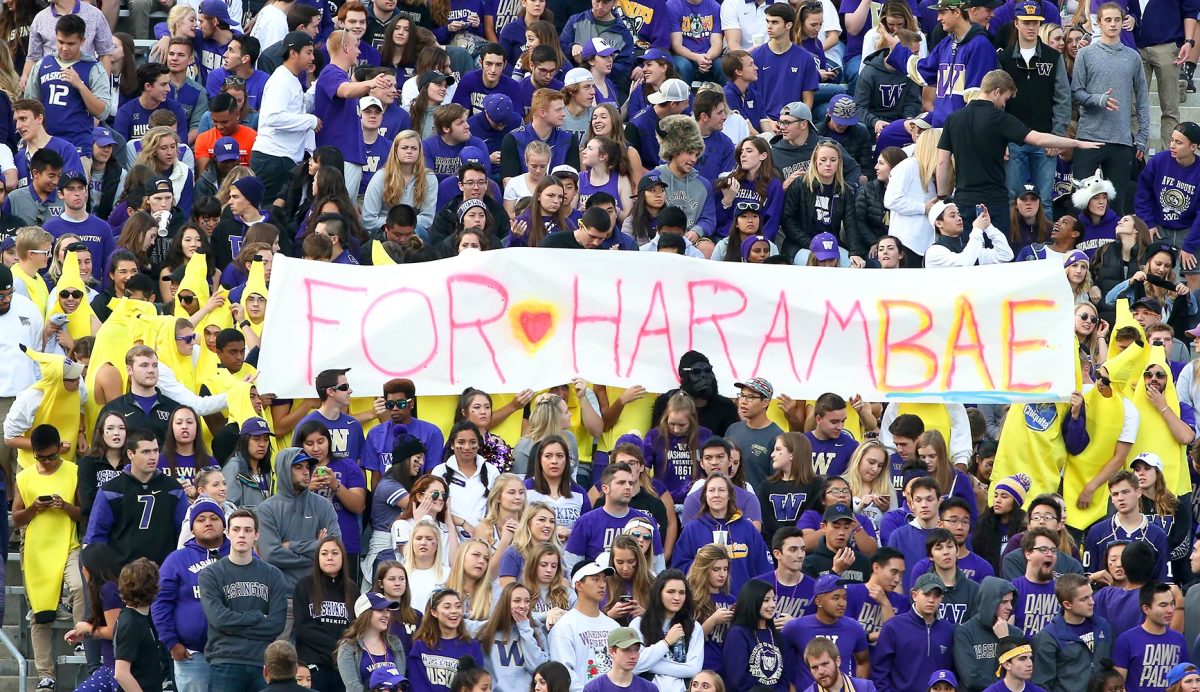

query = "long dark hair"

[234,427,274,478]
[443,419,484,464]
[974,503,1027,574]
[476,581,532,653]
[302,194,365,249]
[82,544,121,628]
[161,405,212,473]
[293,419,332,461]
[84,411,126,459]
[385,433,425,490]
[730,578,775,632]
[528,435,573,498]
[164,224,217,277]
[525,177,568,248]
[638,569,696,650]
[730,136,781,200]
[627,187,663,243]
[112,33,141,99]
[308,536,358,616]
[531,662,572,692]
[371,560,421,629]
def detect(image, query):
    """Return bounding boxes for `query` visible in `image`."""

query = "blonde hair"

[167,5,196,34]
[48,233,82,283]
[401,517,446,582]
[15,225,52,258]
[914,128,945,190]
[607,534,651,606]
[843,439,896,508]
[445,538,495,620]
[380,130,431,211]
[525,393,568,443]
[134,126,179,172]
[512,501,561,556]
[916,430,953,493]
[477,473,526,542]
[521,541,570,609]
[216,166,255,205]
[802,141,846,194]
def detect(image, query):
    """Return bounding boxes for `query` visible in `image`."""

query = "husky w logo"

[329,428,350,455]
[497,640,525,667]
[936,63,964,98]
[879,83,904,108]
[1034,61,1052,76]
[939,602,969,623]
[769,493,807,523]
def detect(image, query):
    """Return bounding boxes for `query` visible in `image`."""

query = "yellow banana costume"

[83,297,157,430]
[47,251,96,342]
[12,261,48,310]
[15,350,84,468]
[15,453,78,616]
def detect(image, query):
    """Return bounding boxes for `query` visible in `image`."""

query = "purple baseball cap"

[459,146,487,165]
[483,93,513,123]
[810,232,841,261]
[92,127,117,147]
[199,0,235,28]
[637,48,671,63]
[827,94,859,127]
[213,136,240,162]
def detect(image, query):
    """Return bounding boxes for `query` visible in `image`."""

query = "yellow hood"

[48,250,96,341]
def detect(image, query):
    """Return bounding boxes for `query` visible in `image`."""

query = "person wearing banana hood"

[256,447,342,590]
[652,114,717,241]
[952,577,1024,692]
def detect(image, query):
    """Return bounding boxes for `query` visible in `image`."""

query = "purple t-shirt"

[781,615,869,691]
[315,65,367,164]
[1113,626,1187,692]
[702,591,737,673]
[43,214,113,278]
[499,545,526,579]
[297,411,365,464]
[408,638,486,692]
[1095,586,1144,640]
[805,431,859,477]
[844,582,910,642]
[1011,577,1059,638]
[753,571,816,620]
[100,580,124,667]
[563,507,663,565]
[583,675,659,692]
[909,551,995,585]
[667,0,722,54]
[642,427,713,500]
[312,458,368,552]
[748,43,820,126]
[360,646,397,687]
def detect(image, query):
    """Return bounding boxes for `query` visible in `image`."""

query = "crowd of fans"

[5,0,1200,689]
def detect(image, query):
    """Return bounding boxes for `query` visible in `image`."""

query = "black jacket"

[818,121,874,182]
[428,193,511,248]
[92,162,124,221]
[802,537,871,582]
[780,178,860,262]
[852,178,889,257]
[98,390,182,443]
[1092,242,1140,322]
[292,573,358,667]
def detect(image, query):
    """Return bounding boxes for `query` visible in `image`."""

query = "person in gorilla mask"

[651,350,740,435]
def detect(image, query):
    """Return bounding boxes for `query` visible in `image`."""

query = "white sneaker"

[36,677,55,690]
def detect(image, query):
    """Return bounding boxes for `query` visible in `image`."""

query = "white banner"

[256,251,1076,402]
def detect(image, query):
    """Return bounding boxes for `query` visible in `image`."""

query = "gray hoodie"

[256,447,342,590]
[335,635,407,692]
[197,553,288,667]
[952,577,1023,692]
[653,163,716,237]
[769,133,862,186]
[1071,39,1150,151]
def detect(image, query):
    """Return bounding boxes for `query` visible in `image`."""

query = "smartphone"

[315,467,328,476]
[619,595,633,603]
[38,495,52,502]
[976,204,984,215]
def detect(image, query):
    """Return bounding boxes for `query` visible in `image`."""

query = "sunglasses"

[330,383,351,392]
[1077,313,1099,324]
[627,531,651,540]
[29,249,51,256]
[176,333,197,344]
[1144,370,1168,379]
[384,398,412,410]
[66,242,87,252]
[428,491,444,500]
[1098,375,1112,386]
[59,289,84,300]
[178,294,196,305]
[34,452,59,463]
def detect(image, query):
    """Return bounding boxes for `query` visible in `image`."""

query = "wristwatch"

[1187,39,1197,46]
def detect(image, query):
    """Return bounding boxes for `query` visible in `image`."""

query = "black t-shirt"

[540,230,586,249]
[114,608,166,692]
[938,100,1032,201]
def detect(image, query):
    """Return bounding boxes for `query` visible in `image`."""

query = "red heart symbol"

[519,310,553,344]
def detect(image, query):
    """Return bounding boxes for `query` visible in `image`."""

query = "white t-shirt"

[429,457,500,526]
[504,174,536,202]
[249,2,289,49]
[0,293,45,396]
[547,608,620,692]
[406,565,446,613]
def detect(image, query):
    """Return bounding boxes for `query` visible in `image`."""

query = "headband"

[996,645,1032,676]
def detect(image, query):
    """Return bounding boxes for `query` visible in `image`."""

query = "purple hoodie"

[1077,209,1120,256]
[151,536,231,652]
[870,609,955,692]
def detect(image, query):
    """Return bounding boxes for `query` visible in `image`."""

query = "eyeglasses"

[941,517,970,526]
[462,179,488,187]
[534,66,557,75]
[826,487,852,496]
[34,452,59,463]
[735,393,765,401]
[59,289,84,300]
[778,118,801,127]
[384,398,412,410]
[330,383,351,392]
[29,249,51,256]
[1029,513,1058,522]
[176,333,197,344]
[1031,546,1058,555]
[735,201,762,212]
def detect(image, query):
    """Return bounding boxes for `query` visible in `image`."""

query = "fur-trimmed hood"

[1071,168,1117,210]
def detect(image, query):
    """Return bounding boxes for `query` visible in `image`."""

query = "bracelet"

[1187,39,1196,46]
[1160,406,1169,413]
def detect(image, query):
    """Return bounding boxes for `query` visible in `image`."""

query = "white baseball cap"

[564,67,595,87]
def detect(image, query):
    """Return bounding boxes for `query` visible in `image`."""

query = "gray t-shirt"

[725,420,785,490]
